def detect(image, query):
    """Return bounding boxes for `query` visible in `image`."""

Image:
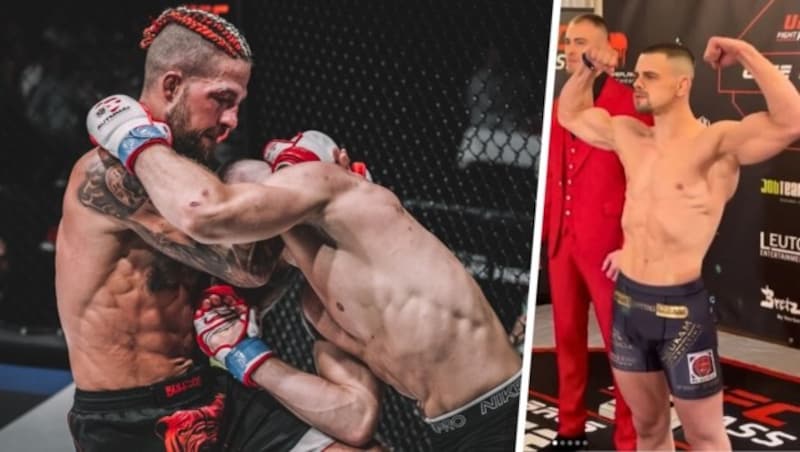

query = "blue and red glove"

[86,94,172,173]
[193,285,273,388]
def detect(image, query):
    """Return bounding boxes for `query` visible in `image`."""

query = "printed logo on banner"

[722,56,797,91]
[777,13,800,42]
[759,231,800,263]
[743,65,792,80]
[609,32,628,67]
[760,286,800,323]
[761,178,800,203]
[687,349,717,384]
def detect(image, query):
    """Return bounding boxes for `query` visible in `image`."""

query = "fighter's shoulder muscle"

[70,148,148,226]
[611,116,652,155]
[62,148,130,233]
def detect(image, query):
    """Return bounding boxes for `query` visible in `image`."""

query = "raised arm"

[708,37,800,164]
[558,48,620,151]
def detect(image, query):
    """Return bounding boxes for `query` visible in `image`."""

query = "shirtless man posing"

[57,7,380,451]
[557,37,800,450]
[86,107,523,449]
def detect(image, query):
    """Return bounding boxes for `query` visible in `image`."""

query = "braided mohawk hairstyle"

[141,6,252,60]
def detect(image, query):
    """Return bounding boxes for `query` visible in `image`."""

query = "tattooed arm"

[78,150,278,288]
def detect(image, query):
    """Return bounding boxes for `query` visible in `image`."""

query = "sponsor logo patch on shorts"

[687,349,717,384]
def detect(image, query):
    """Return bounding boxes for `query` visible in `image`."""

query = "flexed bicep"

[718,115,800,166]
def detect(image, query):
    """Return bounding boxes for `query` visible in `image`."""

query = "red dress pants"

[548,238,636,451]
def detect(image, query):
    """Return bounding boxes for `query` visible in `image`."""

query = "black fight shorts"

[424,370,521,451]
[67,364,332,452]
[610,273,723,400]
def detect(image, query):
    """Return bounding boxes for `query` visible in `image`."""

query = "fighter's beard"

[172,130,213,165]
[634,99,653,114]
[165,97,217,166]
[634,92,654,114]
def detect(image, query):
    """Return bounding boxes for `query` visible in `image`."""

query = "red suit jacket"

[543,75,651,263]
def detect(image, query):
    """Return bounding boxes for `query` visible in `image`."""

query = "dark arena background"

[0,1,552,449]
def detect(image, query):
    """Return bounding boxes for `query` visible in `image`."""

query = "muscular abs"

[57,150,271,390]
[284,187,520,416]
[616,130,738,284]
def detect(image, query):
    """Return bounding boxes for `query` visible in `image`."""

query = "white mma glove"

[262,130,373,180]
[86,94,172,173]
[193,285,273,388]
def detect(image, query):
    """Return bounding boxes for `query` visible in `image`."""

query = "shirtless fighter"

[57,7,381,451]
[557,37,800,450]
[85,103,524,449]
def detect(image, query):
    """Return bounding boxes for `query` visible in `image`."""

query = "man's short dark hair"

[569,13,609,35]
[641,42,695,66]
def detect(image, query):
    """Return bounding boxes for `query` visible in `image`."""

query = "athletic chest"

[625,141,711,204]
[124,237,203,294]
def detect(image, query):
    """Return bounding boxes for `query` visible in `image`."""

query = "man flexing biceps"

[557,37,800,450]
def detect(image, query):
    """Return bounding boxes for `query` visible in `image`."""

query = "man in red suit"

[542,13,651,451]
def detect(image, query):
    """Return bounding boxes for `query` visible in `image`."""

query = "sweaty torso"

[56,150,274,390]
[281,171,520,417]
[615,121,739,284]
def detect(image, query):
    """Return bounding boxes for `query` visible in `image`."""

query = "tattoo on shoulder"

[76,150,275,287]
[78,150,148,219]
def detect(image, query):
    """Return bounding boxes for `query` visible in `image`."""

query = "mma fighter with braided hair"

[57,7,382,451]
[87,97,523,452]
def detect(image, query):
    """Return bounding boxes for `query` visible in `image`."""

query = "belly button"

[676,183,684,190]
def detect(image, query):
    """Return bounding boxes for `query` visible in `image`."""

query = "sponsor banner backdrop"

[603,0,800,347]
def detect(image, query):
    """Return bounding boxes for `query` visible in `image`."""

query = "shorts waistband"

[616,272,705,298]
[425,369,521,435]
[73,365,216,411]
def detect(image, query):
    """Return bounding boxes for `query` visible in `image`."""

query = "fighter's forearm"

[557,66,596,127]
[738,44,800,128]
[133,145,296,245]
[133,145,232,236]
[250,354,380,447]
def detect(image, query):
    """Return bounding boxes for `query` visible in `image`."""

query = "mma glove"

[262,130,372,180]
[86,94,172,173]
[194,284,273,388]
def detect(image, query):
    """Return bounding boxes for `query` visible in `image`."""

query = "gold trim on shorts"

[614,290,689,319]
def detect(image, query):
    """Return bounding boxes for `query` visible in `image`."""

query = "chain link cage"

[240,0,551,449]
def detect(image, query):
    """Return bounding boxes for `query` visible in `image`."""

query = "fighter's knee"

[632,411,671,441]
[683,427,729,451]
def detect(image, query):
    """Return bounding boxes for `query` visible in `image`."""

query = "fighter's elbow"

[347,411,380,446]
[179,203,226,244]
[344,395,380,446]
[787,118,800,139]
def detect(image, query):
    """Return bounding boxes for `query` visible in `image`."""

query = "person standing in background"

[541,13,651,451]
